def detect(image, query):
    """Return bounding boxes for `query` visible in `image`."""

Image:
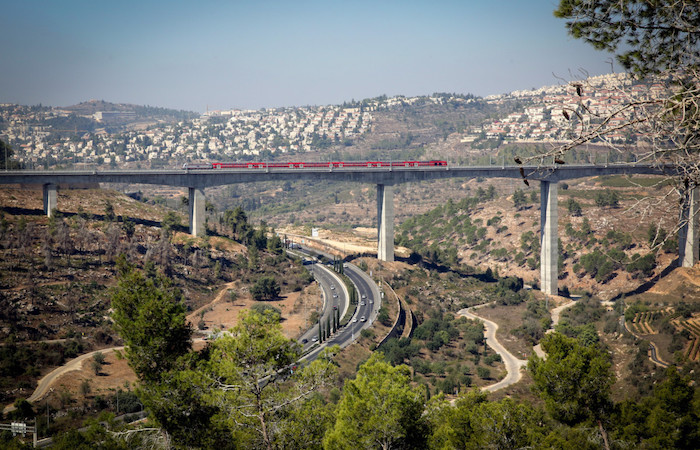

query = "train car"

[185,160,448,170]
[182,162,213,169]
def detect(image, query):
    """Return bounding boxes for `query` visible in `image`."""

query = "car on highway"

[352,317,358,323]
[360,316,366,322]
[301,338,308,344]
[360,301,365,306]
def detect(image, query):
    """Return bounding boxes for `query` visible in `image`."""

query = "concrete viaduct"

[0,163,695,296]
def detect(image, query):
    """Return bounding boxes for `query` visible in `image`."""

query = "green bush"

[251,303,281,320]
[476,366,491,379]
[627,253,656,278]
[250,276,280,301]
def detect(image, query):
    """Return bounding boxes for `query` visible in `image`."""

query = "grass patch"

[594,175,670,188]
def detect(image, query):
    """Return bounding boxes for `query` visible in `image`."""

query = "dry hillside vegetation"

[0,186,317,406]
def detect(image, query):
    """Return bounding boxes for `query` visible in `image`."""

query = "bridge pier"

[540,180,558,295]
[679,187,699,267]
[189,187,206,237]
[377,184,394,262]
[43,183,57,217]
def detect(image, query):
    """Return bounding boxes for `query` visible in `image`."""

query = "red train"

[183,160,447,169]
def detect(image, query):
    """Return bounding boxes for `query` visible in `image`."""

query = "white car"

[360,316,366,322]
[360,301,365,306]
[352,317,358,323]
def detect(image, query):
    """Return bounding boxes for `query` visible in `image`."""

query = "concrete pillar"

[679,187,699,267]
[189,187,206,237]
[377,184,394,262]
[43,183,57,217]
[540,181,558,295]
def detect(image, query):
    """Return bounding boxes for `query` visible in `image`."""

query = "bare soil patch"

[476,303,535,360]
[191,282,321,340]
[48,349,138,406]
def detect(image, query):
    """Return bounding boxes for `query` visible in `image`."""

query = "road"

[3,346,124,415]
[296,260,350,350]
[300,260,381,362]
[4,250,379,412]
[457,304,527,392]
[532,299,576,358]
[623,319,670,368]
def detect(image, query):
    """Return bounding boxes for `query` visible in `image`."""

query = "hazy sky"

[2,0,618,112]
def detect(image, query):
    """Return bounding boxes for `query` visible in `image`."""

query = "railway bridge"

[0,162,694,296]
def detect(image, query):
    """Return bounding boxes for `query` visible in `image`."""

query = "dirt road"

[532,299,576,358]
[457,304,528,392]
[3,347,123,415]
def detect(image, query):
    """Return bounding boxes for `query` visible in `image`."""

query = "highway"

[296,261,350,350]
[295,248,381,362]
[3,249,379,413]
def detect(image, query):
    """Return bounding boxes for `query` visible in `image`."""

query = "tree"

[528,332,614,448]
[613,366,700,448]
[111,268,227,447]
[554,1,699,77]
[0,139,21,170]
[250,276,280,301]
[91,352,106,375]
[426,391,546,450]
[111,268,192,382]
[543,1,700,207]
[566,198,583,216]
[198,310,337,449]
[161,211,182,235]
[103,200,116,222]
[594,189,619,208]
[224,206,251,242]
[266,232,283,254]
[324,353,428,450]
[512,189,527,210]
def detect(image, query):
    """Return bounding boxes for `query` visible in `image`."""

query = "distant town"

[1,73,666,169]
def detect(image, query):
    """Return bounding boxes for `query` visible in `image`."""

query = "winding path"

[3,261,349,414]
[458,298,577,393]
[3,347,123,415]
[533,299,576,358]
[457,304,528,392]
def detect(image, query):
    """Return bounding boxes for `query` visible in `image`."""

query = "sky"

[1,0,618,113]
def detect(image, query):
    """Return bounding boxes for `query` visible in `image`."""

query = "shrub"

[250,276,280,301]
[251,303,281,319]
[476,366,491,379]
[595,189,619,207]
[627,253,656,278]
[377,307,392,326]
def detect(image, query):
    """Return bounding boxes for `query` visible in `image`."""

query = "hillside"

[0,186,317,407]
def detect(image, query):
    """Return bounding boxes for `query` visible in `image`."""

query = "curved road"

[457,304,528,392]
[533,299,576,358]
[623,320,670,368]
[3,251,380,412]
[3,346,123,415]
[296,260,350,350]
[301,261,381,362]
